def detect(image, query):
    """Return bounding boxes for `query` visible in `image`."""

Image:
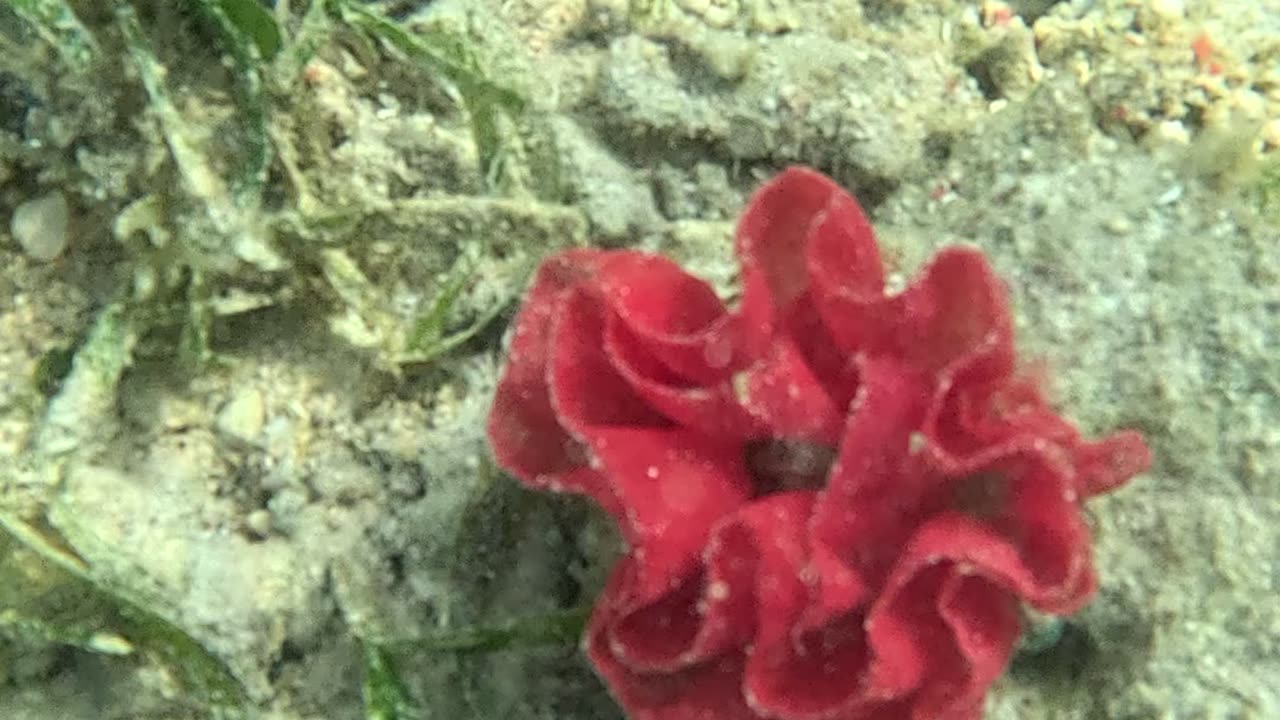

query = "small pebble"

[216,388,266,444]
[1104,216,1133,235]
[1149,0,1185,20]
[1262,118,1280,150]
[245,509,273,539]
[10,190,69,261]
[1153,119,1190,146]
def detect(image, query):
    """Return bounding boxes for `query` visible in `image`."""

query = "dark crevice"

[745,438,837,496]
[267,639,308,684]
[0,70,40,137]
[577,99,901,214]
[859,0,907,24]
[964,51,1005,102]
[1009,0,1064,24]
[1009,619,1097,684]
[923,132,954,166]
[663,40,742,97]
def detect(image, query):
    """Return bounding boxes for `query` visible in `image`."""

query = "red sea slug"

[486,167,1151,720]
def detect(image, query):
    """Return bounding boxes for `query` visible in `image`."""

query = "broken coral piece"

[487,166,1151,720]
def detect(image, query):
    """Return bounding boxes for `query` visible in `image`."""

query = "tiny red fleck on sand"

[1191,32,1223,75]
[488,167,1151,720]
[981,1,1014,28]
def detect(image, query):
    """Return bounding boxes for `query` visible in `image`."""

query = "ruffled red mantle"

[487,167,1151,720]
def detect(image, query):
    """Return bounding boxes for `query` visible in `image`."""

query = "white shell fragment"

[216,388,266,445]
[10,190,70,262]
